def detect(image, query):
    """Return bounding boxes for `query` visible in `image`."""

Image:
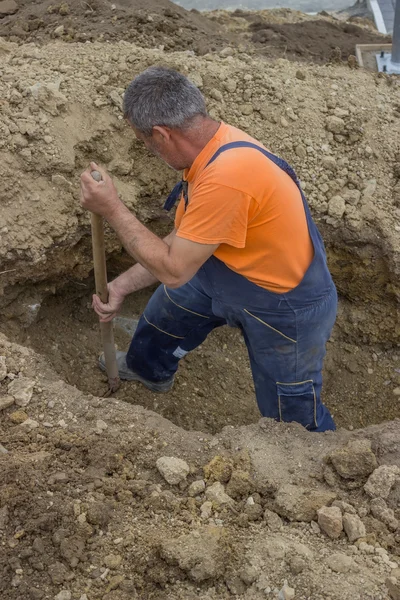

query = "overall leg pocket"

[277,380,318,430]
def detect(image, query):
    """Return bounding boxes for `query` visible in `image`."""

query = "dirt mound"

[249,19,388,63]
[0,333,400,600]
[0,0,231,54]
[206,9,389,64]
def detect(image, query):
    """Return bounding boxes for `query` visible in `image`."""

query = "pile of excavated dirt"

[0,0,231,54]
[1,333,400,600]
[206,8,389,64]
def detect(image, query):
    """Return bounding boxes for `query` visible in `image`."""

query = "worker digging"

[80,66,338,432]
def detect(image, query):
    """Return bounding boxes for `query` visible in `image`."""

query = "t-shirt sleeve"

[175,180,256,248]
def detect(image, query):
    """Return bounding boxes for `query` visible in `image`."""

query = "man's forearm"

[112,229,176,296]
[107,204,181,286]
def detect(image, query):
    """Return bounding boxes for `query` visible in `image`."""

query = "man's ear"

[153,125,171,143]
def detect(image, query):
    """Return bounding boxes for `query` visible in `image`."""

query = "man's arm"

[81,163,218,289]
[112,229,176,295]
[92,229,176,322]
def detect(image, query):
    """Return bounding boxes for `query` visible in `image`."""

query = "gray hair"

[123,66,208,136]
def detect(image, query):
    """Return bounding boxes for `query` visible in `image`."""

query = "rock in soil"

[156,456,190,485]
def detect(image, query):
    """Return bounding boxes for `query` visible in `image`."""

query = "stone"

[370,498,399,531]
[0,0,18,15]
[244,503,263,521]
[239,564,259,585]
[200,501,213,520]
[263,508,283,531]
[0,396,14,411]
[54,592,71,600]
[240,104,253,116]
[343,513,366,542]
[9,409,28,424]
[386,576,400,600]
[331,500,357,514]
[289,556,307,575]
[226,575,247,596]
[104,554,122,569]
[274,484,336,522]
[327,195,346,219]
[295,144,307,159]
[48,562,69,585]
[87,502,112,528]
[296,70,306,80]
[327,552,357,573]
[326,116,345,134]
[21,418,40,430]
[364,465,400,499]
[8,377,35,407]
[362,178,377,200]
[54,25,65,37]
[278,581,295,599]
[209,88,223,102]
[205,482,235,507]
[0,356,7,380]
[342,189,361,206]
[156,456,190,485]
[328,439,377,480]
[109,90,123,110]
[220,47,234,57]
[224,79,237,93]
[317,506,343,539]
[159,526,227,582]
[204,456,232,483]
[226,469,253,499]
[188,480,206,497]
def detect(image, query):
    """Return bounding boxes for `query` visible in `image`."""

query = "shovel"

[90,170,120,395]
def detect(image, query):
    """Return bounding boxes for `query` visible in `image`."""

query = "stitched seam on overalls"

[164,286,210,319]
[312,383,318,428]
[143,313,185,340]
[243,309,297,344]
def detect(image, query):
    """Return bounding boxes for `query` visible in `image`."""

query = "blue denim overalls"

[126,143,338,432]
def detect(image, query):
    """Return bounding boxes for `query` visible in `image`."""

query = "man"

[80,66,337,432]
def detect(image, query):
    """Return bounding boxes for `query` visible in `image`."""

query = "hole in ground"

[2,274,400,434]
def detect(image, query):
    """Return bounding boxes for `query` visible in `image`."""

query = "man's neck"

[178,118,221,169]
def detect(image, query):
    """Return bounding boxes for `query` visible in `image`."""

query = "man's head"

[123,67,210,170]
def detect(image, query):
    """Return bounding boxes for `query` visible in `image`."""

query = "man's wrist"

[112,275,134,297]
[104,195,128,224]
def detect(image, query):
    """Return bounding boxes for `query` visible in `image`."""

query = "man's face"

[132,126,187,171]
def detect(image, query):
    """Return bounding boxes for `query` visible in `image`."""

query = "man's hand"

[80,162,122,219]
[92,279,126,322]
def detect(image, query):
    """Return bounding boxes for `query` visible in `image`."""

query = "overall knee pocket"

[277,380,318,429]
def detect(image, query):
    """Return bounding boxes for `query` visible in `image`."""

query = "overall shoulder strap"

[206,141,300,187]
[164,141,301,212]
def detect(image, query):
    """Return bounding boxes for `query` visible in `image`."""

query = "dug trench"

[1,238,399,435]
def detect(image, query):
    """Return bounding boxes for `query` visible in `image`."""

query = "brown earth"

[206,8,390,64]
[1,333,400,600]
[0,0,231,54]
[1,5,400,600]
[0,0,391,65]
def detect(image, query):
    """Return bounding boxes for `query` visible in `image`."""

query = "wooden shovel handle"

[90,212,120,393]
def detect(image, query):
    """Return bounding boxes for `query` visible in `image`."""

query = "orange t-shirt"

[175,122,314,293]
